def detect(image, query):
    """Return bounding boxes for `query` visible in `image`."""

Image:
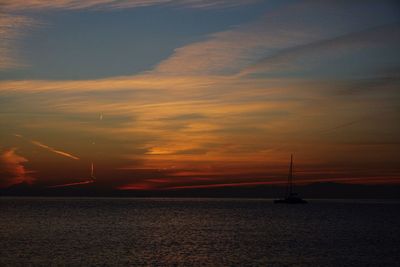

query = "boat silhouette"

[274,154,308,204]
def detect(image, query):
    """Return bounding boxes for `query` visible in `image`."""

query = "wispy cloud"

[0,148,35,188]
[0,0,258,71]
[0,14,38,70]
[240,23,400,76]
[1,0,258,11]
[0,74,232,92]
[154,1,399,75]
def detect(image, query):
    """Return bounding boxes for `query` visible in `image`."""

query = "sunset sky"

[1,0,399,190]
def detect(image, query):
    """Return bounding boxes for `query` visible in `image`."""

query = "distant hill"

[1,182,399,199]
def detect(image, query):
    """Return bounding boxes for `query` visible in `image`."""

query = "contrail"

[48,180,93,188]
[14,134,80,160]
[50,113,101,188]
[90,162,96,181]
[319,110,392,134]
[319,119,360,133]
[89,113,102,181]
[30,141,80,160]
[48,162,96,188]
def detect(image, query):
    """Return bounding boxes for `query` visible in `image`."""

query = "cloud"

[171,0,260,9]
[0,0,258,71]
[154,1,399,75]
[0,14,38,70]
[0,74,233,92]
[0,148,35,188]
[2,1,397,74]
[240,23,400,76]
[1,0,258,11]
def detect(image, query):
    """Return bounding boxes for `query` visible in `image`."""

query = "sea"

[1,197,399,266]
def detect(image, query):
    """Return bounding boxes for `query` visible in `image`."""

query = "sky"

[0,0,399,190]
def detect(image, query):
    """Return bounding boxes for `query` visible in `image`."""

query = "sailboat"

[274,154,307,204]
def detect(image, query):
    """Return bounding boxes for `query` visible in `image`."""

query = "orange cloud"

[0,148,35,188]
[0,74,233,93]
[117,182,153,190]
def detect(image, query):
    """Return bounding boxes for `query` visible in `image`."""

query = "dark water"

[1,198,400,266]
